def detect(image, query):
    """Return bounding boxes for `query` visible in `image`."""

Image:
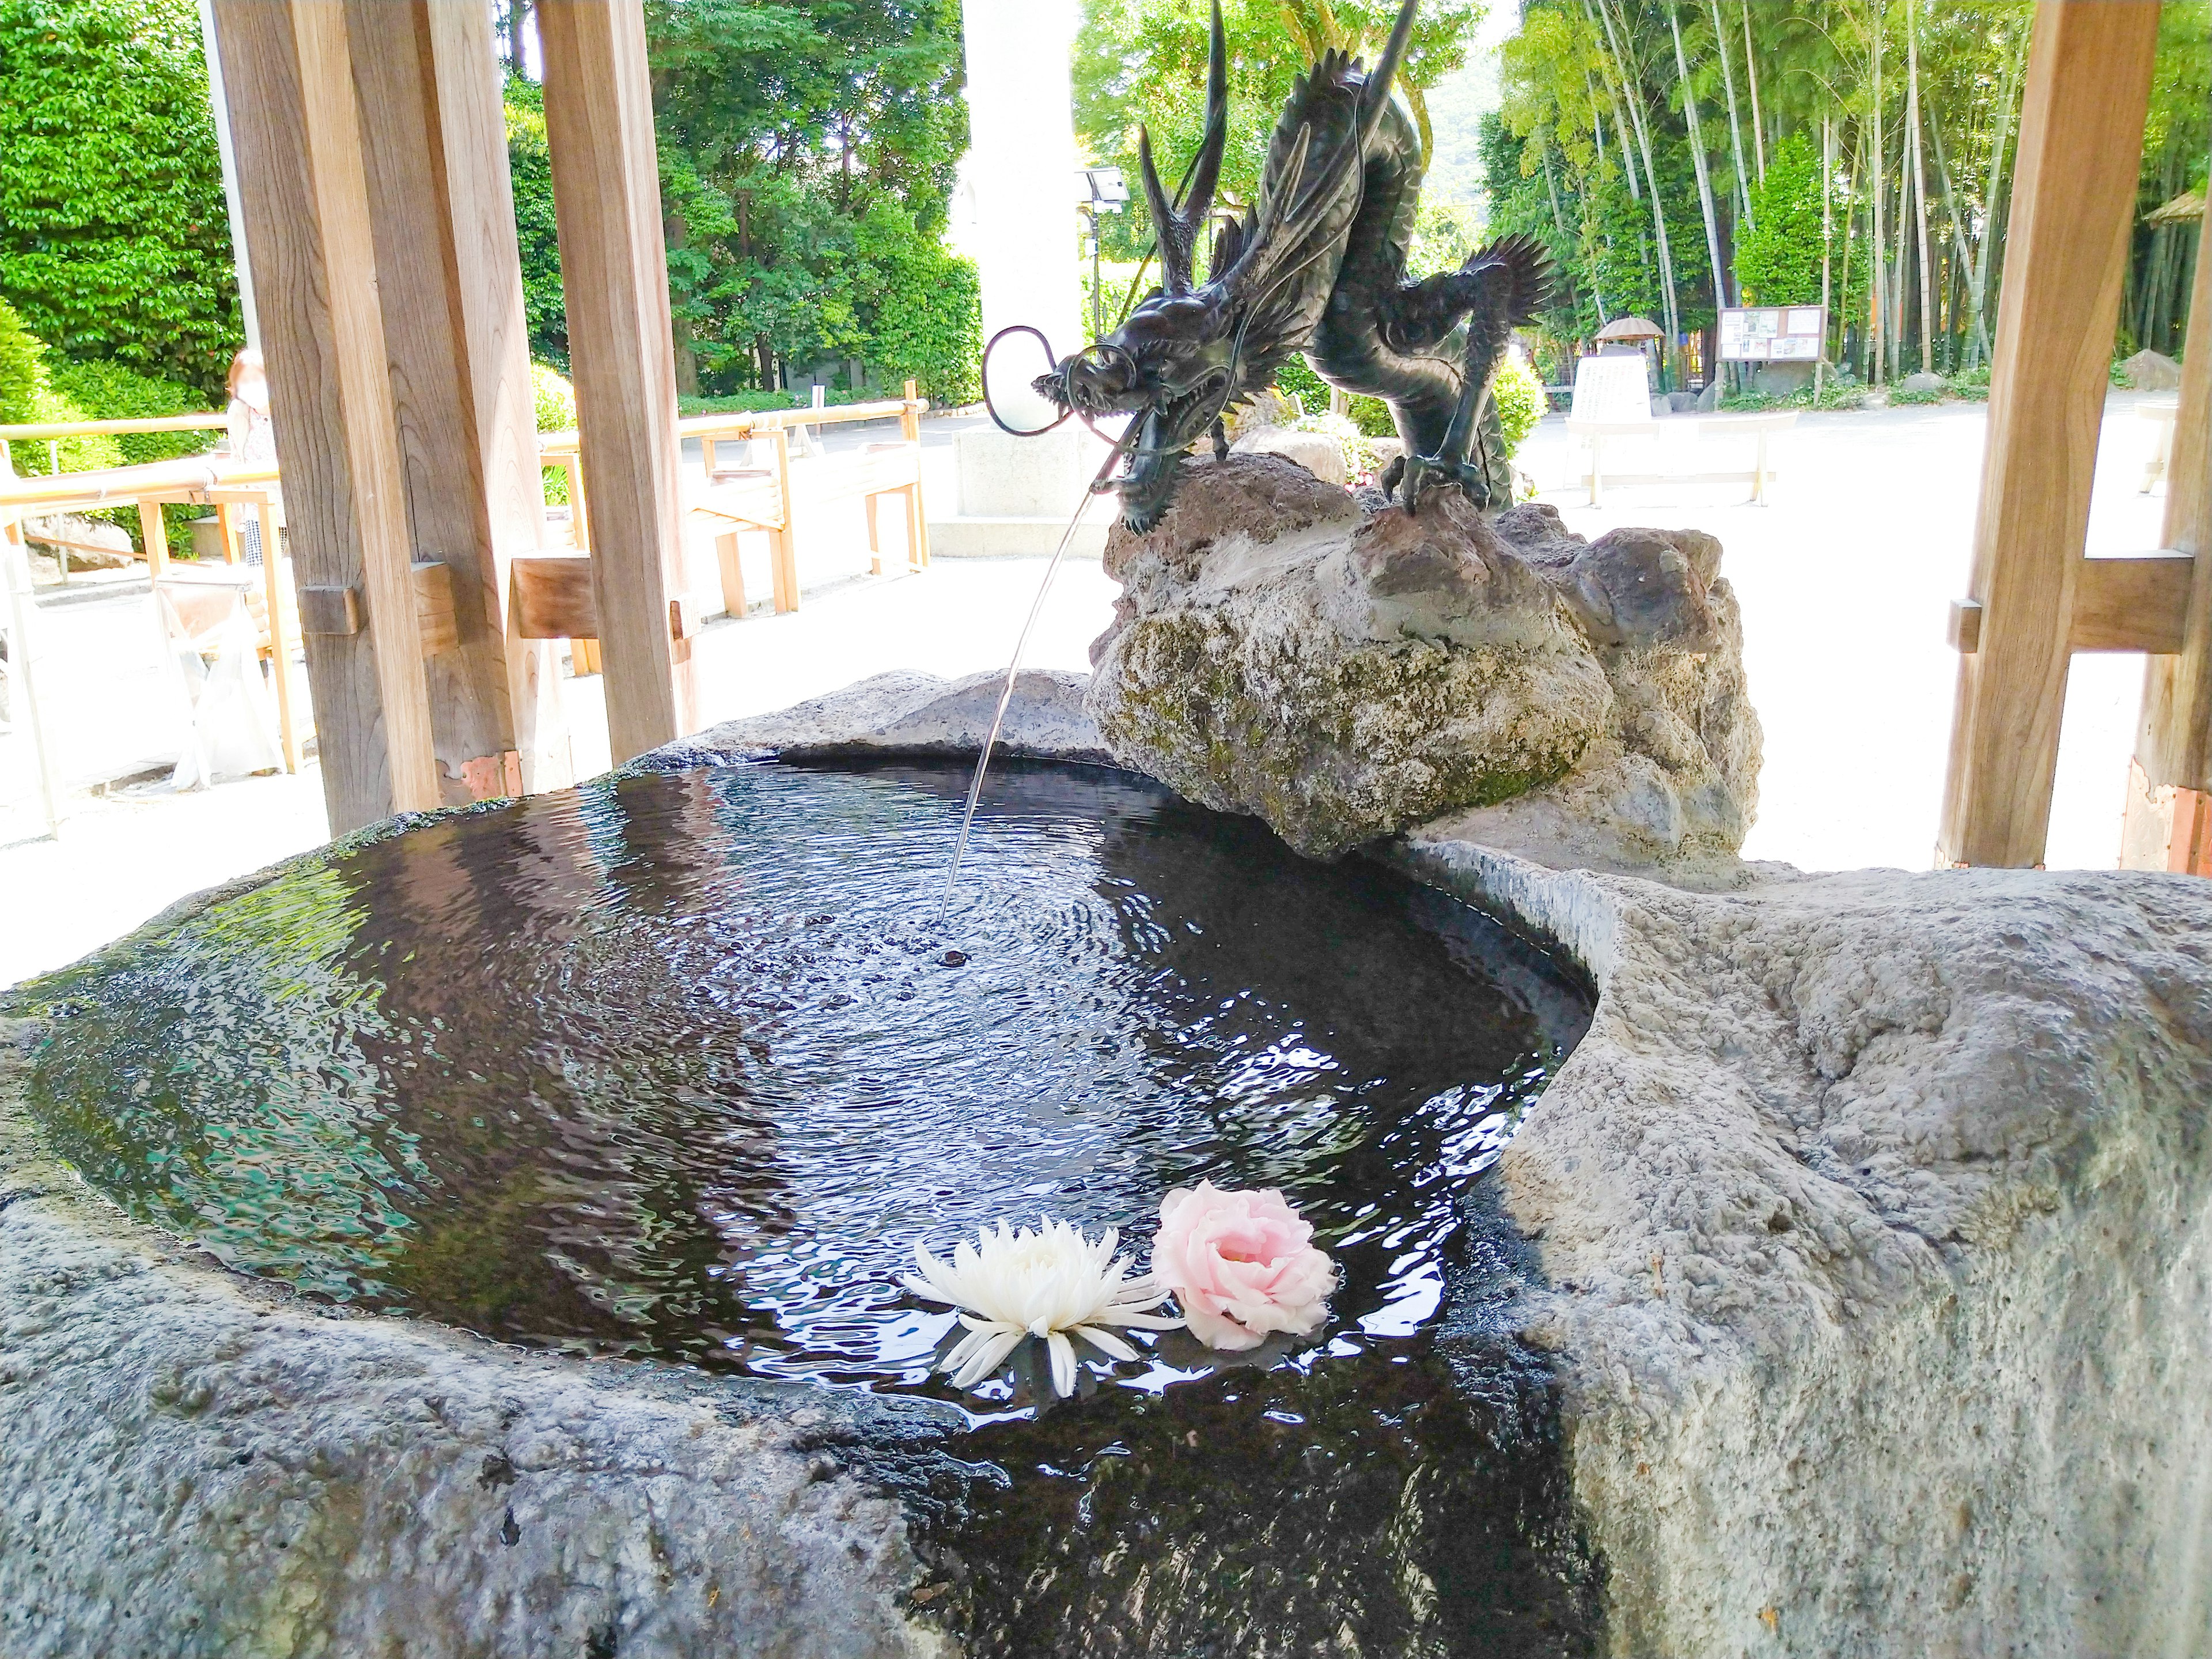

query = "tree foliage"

[505,0,979,403]
[0,0,241,395]
[1489,0,2209,386]
[1732,134,1823,305]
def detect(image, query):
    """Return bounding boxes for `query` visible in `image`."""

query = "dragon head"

[1032,0,1419,535]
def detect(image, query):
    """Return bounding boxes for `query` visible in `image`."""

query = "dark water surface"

[16,759,1602,1652]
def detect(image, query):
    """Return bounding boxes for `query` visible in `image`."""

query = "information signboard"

[1718,305,1826,362]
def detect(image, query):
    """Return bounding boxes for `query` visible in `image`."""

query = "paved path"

[0,395,2180,988]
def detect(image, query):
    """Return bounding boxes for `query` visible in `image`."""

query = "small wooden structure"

[1936,1,2211,874]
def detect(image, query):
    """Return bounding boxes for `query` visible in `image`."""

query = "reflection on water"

[16,760,1604,1653]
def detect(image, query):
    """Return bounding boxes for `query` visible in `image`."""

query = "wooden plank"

[412,559,460,655]
[537,0,695,761]
[2070,555,2195,653]
[212,0,439,830]
[2134,194,2212,793]
[512,554,598,639]
[1934,2,2160,868]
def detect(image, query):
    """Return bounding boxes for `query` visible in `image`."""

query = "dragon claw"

[1396,451,1490,516]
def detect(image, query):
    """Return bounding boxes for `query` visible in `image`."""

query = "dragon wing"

[1208,0,1422,376]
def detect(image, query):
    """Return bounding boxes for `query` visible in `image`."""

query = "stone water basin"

[9,667,2212,1658]
[0,744,1601,1656]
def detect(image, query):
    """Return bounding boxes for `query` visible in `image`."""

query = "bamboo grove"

[1486,0,2211,389]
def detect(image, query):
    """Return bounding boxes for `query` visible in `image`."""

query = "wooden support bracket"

[295,560,462,657]
[512,554,704,643]
[1952,553,2196,659]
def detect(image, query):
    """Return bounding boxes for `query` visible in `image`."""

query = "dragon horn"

[1181,0,1229,228]
[1358,0,1421,146]
[1135,126,1193,295]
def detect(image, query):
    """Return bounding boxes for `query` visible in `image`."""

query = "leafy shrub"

[531,362,577,433]
[0,307,122,474]
[1887,384,1945,406]
[1494,359,1544,457]
[1288,410,1382,480]
[1946,365,1991,403]
[47,358,213,463]
[1346,394,1397,439]
[1272,357,1331,415]
[677,388,866,418]
[0,298,40,425]
[0,0,241,395]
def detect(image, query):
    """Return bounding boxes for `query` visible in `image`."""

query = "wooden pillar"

[2123,200,2212,873]
[1935,2,2160,868]
[211,0,440,831]
[537,0,696,763]
[343,0,571,803]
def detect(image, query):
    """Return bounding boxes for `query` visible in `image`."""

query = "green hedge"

[47,358,213,463]
[0,0,242,395]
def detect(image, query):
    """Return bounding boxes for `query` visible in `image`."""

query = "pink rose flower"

[1151,1181,1337,1351]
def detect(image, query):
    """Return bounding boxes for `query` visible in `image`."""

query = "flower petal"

[1046,1330,1077,1397]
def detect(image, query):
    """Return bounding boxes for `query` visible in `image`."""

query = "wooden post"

[1935,3,2160,868]
[343,0,571,802]
[137,499,170,582]
[902,378,931,569]
[2124,195,2212,872]
[211,0,440,831]
[257,496,303,773]
[537,0,695,762]
[768,426,799,612]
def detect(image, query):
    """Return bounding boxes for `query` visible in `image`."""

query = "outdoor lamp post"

[1077,166,1128,343]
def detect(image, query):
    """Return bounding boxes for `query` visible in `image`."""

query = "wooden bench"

[522,384,933,656]
[1565,411,1797,505]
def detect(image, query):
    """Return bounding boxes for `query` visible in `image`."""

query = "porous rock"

[1228,425,1349,485]
[653,666,1110,770]
[1387,835,2212,1657]
[2122,348,2183,392]
[1086,454,1759,869]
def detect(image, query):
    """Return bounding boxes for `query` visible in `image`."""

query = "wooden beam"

[2070,555,2195,654]
[343,0,569,803]
[1935,2,2160,868]
[2134,193,2212,791]
[212,0,440,831]
[537,0,696,763]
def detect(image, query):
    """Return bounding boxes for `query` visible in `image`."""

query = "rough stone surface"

[0,1017,957,1658]
[1899,370,1949,393]
[1086,456,1760,867]
[1386,836,2212,1658]
[25,513,135,571]
[1228,425,1349,484]
[1695,381,1723,412]
[652,667,1110,771]
[2122,348,2183,391]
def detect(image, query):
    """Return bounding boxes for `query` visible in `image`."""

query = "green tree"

[1733,132,1824,304]
[0,0,241,394]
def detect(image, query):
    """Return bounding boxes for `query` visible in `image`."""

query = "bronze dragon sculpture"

[1035,0,1550,532]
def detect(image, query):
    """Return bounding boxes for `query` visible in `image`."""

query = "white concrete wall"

[959,0,1082,434]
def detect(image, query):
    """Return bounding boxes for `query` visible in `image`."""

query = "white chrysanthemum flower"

[905,1217,1183,1397]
